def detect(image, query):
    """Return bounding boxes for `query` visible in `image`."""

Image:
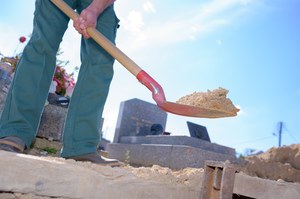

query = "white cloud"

[143,1,156,13]
[240,0,254,6]
[116,0,255,52]
[123,11,145,35]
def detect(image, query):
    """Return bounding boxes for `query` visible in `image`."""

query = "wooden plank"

[234,173,300,199]
[0,151,200,199]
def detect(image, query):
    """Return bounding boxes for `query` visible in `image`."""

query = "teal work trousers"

[0,0,119,157]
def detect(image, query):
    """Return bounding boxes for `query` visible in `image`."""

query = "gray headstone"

[187,121,211,142]
[37,103,67,141]
[113,98,167,143]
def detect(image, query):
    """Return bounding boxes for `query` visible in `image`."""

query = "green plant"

[124,149,131,165]
[42,147,58,154]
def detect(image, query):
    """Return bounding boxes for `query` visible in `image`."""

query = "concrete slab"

[106,143,237,169]
[119,135,236,156]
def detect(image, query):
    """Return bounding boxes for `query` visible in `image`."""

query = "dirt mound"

[241,144,300,182]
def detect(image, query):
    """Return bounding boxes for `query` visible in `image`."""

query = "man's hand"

[73,8,98,39]
[73,0,115,39]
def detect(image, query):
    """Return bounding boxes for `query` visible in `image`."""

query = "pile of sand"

[176,87,239,115]
[241,144,300,182]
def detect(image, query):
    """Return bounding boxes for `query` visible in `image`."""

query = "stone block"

[119,135,236,156]
[107,143,237,169]
[37,104,67,141]
[0,90,7,115]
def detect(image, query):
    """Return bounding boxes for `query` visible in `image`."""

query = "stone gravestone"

[187,121,211,142]
[113,98,167,143]
[37,103,67,141]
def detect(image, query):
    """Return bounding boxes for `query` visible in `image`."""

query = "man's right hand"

[73,0,115,39]
[73,7,98,39]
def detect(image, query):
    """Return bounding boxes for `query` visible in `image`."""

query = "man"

[0,0,121,166]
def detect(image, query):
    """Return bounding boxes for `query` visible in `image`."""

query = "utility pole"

[278,121,283,147]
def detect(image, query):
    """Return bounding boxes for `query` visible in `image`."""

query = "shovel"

[51,0,235,118]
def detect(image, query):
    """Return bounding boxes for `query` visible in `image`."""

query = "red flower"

[19,36,26,43]
[52,65,76,96]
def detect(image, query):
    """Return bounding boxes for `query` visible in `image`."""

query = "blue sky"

[0,0,299,155]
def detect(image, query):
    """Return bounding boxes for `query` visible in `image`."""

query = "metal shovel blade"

[158,101,237,118]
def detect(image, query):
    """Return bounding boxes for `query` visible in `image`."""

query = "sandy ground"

[0,138,299,198]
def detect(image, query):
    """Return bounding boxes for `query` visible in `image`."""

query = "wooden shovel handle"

[50,0,142,76]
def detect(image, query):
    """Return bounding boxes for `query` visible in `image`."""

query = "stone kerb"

[107,143,237,169]
[119,135,236,156]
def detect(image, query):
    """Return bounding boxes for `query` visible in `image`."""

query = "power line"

[284,124,300,143]
[286,131,300,143]
[232,122,299,149]
[232,136,274,146]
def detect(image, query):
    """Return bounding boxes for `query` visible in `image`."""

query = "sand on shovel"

[176,87,239,115]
